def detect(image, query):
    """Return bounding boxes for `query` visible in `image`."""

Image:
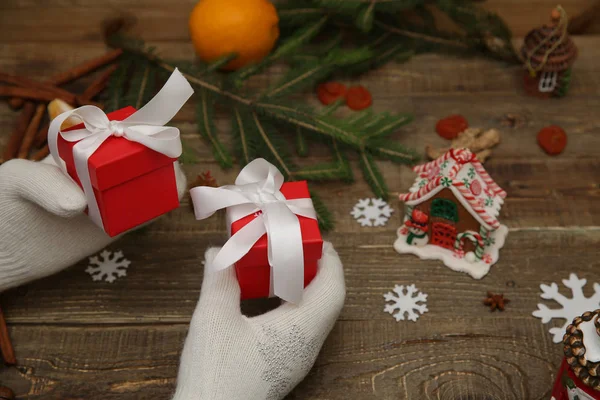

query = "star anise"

[190,171,217,189]
[483,292,510,312]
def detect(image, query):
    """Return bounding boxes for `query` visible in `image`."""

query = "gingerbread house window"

[538,71,558,92]
[431,198,458,222]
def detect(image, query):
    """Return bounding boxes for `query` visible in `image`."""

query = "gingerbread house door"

[430,198,458,250]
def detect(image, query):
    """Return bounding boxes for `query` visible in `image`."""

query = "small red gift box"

[56,106,180,237]
[227,181,323,300]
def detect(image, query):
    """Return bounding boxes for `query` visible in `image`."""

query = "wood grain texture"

[1,2,600,399]
[0,0,598,40]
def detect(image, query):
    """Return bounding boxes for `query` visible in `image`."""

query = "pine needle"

[196,90,233,168]
[359,150,389,199]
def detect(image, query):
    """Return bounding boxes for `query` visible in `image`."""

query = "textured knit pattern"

[172,242,346,400]
[0,157,187,292]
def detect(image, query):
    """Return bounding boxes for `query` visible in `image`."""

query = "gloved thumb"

[198,247,243,318]
[249,242,346,333]
[0,159,87,218]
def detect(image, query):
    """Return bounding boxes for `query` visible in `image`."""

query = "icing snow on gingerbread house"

[394,148,509,279]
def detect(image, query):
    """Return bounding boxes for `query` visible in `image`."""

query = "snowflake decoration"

[462,178,471,189]
[383,284,428,322]
[350,198,393,227]
[485,196,494,207]
[532,274,600,343]
[85,250,131,283]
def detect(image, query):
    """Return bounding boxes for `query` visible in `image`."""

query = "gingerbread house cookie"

[394,148,508,279]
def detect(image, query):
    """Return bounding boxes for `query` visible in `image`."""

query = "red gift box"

[227,181,323,300]
[56,106,180,237]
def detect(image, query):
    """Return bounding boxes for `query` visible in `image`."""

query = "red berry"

[537,125,567,155]
[436,115,469,140]
[345,86,372,111]
[317,82,347,105]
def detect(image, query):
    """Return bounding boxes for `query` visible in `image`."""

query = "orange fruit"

[189,0,280,71]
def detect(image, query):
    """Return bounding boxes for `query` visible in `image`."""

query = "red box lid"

[57,106,178,191]
[230,181,323,269]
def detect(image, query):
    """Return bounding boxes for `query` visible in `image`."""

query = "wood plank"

[3,39,600,161]
[0,0,598,41]
[1,229,598,326]
[0,314,563,399]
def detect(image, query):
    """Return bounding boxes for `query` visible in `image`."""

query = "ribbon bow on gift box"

[48,69,194,232]
[190,159,317,304]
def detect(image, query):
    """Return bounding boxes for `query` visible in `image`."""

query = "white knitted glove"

[173,242,345,400]
[0,157,187,292]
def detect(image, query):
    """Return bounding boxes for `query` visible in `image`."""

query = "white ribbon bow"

[48,69,194,232]
[190,159,317,304]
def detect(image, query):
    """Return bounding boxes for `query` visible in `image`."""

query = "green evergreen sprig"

[104,0,516,229]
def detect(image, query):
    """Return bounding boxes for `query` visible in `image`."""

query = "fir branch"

[254,101,363,147]
[359,150,389,199]
[366,138,420,164]
[355,2,377,32]
[359,112,413,141]
[197,90,233,168]
[262,47,372,99]
[373,19,470,49]
[180,138,199,165]
[230,16,329,86]
[105,55,133,112]
[231,106,259,164]
[277,3,325,27]
[251,112,296,178]
[296,128,309,157]
[310,191,334,232]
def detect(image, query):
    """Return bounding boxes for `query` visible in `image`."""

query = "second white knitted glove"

[0,157,187,292]
[173,242,346,400]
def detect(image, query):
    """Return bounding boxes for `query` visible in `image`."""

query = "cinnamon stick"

[9,49,123,109]
[18,104,46,158]
[0,306,16,366]
[0,73,77,105]
[1,102,36,163]
[0,86,58,103]
[30,144,50,161]
[79,64,118,102]
[33,122,49,149]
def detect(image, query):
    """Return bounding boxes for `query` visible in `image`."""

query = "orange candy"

[317,82,347,105]
[537,125,567,155]
[436,115,469,140]
[345,86,372,111]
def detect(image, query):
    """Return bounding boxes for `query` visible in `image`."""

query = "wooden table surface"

[1,1,600,399]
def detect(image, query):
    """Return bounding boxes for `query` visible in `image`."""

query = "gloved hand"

[172,242,346,400]
[0,157,187,292]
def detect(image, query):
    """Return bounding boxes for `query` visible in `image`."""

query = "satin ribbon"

[190,159,317,304]
[48,69,194,232]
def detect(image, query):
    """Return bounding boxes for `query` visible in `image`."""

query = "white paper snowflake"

[383,284,428,322]
[85,250,131,283]
[532,274,600,343]
[351,198,393,227]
